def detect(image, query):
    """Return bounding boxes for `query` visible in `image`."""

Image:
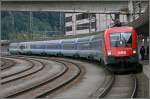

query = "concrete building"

[65,13,128,35]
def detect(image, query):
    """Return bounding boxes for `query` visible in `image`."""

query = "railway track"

[1,58,34,79]
[1,58,6,66]
[1,58,16,70]
[0,55,138,98]
[1,56,64,93]
[92,73,137,98]
[1,58,46,86]
[105,74,137,98]
[0,56,84,98]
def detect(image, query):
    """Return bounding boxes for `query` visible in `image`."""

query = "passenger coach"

[9,26,142,72]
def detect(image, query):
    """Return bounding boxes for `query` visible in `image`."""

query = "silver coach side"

[61,38,77,57]
[9,43,20,54]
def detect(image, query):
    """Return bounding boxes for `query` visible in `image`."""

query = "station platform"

[140,60,150,97]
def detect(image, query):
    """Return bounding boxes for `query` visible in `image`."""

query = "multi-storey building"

[65,13,128,35]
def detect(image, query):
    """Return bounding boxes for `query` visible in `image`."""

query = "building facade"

[65,13,128,35]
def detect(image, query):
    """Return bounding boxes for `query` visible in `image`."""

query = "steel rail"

[130,74,137,98]
[1,57,46,84]
[1,58,16,70]
[1,57,67,98]
[35,58,82,98]
[102,74,138,98]
[1,58,34,79]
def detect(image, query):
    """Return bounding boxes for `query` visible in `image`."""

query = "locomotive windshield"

[110,32,132,47]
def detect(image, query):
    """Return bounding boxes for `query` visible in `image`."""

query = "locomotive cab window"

[110,32,132,47]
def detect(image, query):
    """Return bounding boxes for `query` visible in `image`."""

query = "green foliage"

[1,11,65,41]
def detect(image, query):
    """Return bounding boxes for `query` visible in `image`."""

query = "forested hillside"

[1,11,65,41]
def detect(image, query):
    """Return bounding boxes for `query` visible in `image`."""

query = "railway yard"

[0,55,149,98]
[1,0,149,98]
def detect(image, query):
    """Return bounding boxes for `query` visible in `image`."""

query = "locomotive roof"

[106,26,134,33]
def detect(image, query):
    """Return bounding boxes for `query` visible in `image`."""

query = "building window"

[91,22,96,29]
[76,13,89,20]
[66,26,72,31]
[65,16,72,22]
[76,23,89,30]
[90,14,96,19]
[76,13,96,20]
[76,22,96,30]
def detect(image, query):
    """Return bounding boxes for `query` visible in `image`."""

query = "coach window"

[47,44,60,49]
[11,46,16,49]
[30,45,36,49]
[78,42,90,50]
[30,45,45,49]
[63,43,76,50]
[39,45,46,49]
[90,40,101,50]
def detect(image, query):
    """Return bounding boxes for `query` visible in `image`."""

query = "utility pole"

[29,11,33,40]
[128,0,133,22]
[138,0,142,16]
[133,1,136,20]
[9,11,15,40]
[88,13,91,33]
[59,12,62,35]
[94,14,97,33]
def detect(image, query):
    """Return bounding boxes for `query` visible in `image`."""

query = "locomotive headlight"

[107,51,112,56]
[133,49,136,54]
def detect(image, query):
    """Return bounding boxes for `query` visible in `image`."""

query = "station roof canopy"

[128,6,149,36]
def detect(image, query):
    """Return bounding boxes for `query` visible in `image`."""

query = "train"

[9,26,142,72]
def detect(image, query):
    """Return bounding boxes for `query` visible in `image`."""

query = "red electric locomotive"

[103,26,142,72]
